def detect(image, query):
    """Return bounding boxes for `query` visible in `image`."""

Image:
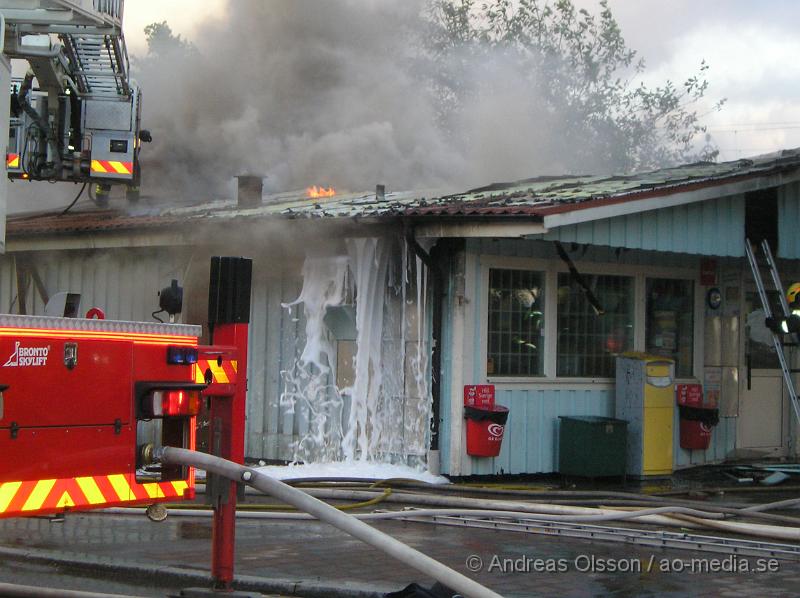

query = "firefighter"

[94,183,111,206]
[788,282,800,310]
[771,282,800,335]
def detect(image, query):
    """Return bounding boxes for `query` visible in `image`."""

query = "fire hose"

[152,447,502,598]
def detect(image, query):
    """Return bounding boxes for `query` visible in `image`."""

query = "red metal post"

[205,256,252,590]
[208,325,248,588]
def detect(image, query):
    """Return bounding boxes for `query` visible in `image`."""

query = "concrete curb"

[0,545,391,598]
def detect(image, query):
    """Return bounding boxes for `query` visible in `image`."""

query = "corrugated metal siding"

[246,273,304,461]
[468,387,614,475]
[0,250,193,323]
[779,181,800,259]
[540,194,745,256]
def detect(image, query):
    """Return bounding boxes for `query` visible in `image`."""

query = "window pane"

[556,274,634,377]
[744,290,781,369]
[487,269,545,376]
[646,279,694,377]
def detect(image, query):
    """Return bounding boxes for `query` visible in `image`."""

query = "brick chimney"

[235,175,264,208]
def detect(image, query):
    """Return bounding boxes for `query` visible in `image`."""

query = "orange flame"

[307,185,336,198]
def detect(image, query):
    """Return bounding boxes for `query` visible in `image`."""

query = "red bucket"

[465,405,509,458]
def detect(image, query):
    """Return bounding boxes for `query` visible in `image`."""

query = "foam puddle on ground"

[254,461,449,484]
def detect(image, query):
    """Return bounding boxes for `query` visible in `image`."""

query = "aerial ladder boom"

[0,0,147,232]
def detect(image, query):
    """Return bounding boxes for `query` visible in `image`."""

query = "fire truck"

[0,257,252,524]
[0,2,251,528]
[0,313,204,519]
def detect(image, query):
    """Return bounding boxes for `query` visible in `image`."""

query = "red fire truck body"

[0,314,204,519]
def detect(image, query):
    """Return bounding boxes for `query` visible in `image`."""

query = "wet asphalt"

[0,505,799,597]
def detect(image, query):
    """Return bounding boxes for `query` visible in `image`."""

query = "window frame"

[555,271,636,379]
[643,275,700,380]
[486,266,548,378]
[479,255,702,385]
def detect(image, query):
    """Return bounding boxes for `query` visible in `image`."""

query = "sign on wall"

[464,384,495,408]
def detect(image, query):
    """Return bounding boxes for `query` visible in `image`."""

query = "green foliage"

[143,21,195,59]
[426,0,725,172]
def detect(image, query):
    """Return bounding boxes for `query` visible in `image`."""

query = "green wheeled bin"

[558,416,627,480]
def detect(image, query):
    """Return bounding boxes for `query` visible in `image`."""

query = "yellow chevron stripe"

[0,482,21,513]
[171,481,189,497]
[22,479,56,511]
[90,160,107,173]
[142,483,166,499]
[194,363,206,384]
[208,360,229,384]
[7,156,19,168]
[230,360,238,373]
[109,161,131,175]
[76,477,106,505]
[55,491,76,508]
[108,474,133,501]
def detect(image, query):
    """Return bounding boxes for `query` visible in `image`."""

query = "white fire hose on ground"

[152,447,502,598]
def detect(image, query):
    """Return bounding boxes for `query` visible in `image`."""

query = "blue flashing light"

[167,346,199,365]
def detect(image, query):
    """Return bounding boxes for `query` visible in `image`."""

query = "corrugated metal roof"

[7,209,185,236]
[8,149,800,237]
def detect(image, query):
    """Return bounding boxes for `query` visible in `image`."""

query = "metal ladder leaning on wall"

[744,237,800,425]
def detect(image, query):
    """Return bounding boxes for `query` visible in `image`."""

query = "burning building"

[5,150,800,476]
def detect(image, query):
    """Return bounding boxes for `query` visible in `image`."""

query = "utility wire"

[712,125,800,133]
[710,120,800,127]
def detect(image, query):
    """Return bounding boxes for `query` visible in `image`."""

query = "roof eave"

[541,165,800,230]
[413,216,547,238]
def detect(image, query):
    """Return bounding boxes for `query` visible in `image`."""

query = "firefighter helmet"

[788,283,800,307]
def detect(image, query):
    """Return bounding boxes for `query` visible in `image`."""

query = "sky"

[123,0,800,164]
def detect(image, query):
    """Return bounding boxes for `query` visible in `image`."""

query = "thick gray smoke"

[133,0,580,200]
[135,1,444,198]
[4,1,713,213]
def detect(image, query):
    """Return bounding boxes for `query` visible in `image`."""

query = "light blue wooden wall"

[675,416,737,468]
[440,235,739,476]
[539,194,745,256]
[471,237,702,268]
[469,387,614,475]
[440,384,737,475]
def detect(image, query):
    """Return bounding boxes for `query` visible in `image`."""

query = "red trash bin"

[465,405,509,457]
[679,419,713,450]
[678,405,719,450]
